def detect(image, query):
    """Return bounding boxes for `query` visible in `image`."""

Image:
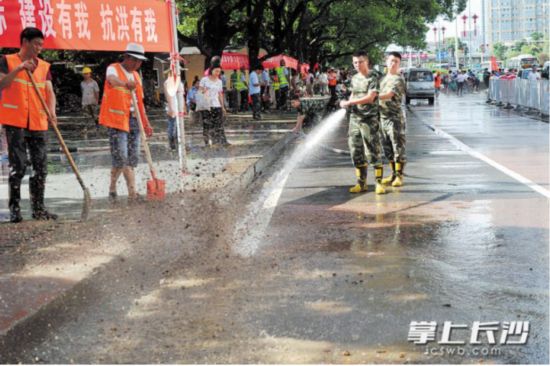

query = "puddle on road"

[258,193,549,323]
[246,204,548,363]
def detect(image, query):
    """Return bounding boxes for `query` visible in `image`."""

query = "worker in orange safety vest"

[99,42,154,204]
[0,27,58,223]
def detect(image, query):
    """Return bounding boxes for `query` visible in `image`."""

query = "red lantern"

[462,15,468,37]
[472,14,478,36]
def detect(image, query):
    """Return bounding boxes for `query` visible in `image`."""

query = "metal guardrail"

[488,78,550,116]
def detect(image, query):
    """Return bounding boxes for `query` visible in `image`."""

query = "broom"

[26,70,92,220]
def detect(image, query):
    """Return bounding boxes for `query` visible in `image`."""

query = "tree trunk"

[197,2,248,69]
[246,0,267,69]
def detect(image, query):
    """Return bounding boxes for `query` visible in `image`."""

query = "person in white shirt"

[261,69,271,112]
[455,71,468,96]
[199,60,229,147]
[305,71,314,96]
[164,68,186,150]
[528,67,539,82]
[249,64,263,120]
[318,71,329,96]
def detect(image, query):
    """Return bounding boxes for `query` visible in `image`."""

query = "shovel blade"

[147,178,166,201]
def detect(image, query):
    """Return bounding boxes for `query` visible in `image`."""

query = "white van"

[404,68,435,105]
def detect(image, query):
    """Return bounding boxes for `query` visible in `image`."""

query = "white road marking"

[426,123,550,199]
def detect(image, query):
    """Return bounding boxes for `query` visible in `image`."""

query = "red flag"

[490,56,499,72]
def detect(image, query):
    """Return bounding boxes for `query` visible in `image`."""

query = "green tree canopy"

[175,0,466,68]
[493,42,508,60]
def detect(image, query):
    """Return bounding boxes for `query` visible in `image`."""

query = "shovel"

[131,92,166,200]
[26,70,92,220]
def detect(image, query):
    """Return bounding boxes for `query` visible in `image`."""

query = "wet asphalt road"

[245,95,549,363]
[6,94,549,364]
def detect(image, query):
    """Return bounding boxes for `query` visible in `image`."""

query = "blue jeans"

[108,117,141,168]
[167,116,177,141]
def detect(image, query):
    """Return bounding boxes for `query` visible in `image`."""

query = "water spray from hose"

[233,109,347,257]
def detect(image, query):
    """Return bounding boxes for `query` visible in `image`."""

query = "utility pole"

[169,0,187,176]
[481,0,486,63]
[468,1,472,68]
[455,12,460,68]
[433,27,439,61]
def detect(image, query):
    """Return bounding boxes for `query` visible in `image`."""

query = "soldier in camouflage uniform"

[340,51,386,195]
[290,95,330,133]
[379,52,407,187]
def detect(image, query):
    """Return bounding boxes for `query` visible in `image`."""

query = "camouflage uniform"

[379,73,406,163]
[348,72,382,168]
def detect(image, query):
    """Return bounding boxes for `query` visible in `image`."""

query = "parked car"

[404,68,435,105]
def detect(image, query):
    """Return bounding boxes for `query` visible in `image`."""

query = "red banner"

[0,0,171,52]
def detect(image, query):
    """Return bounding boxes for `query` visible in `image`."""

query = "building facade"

[487,0,549,45]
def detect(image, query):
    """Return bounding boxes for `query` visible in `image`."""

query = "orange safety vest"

[99,63,148,132]
[434,75,442,88]
[0,54,50,131]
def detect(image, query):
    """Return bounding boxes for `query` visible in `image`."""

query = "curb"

[227,132,297,196]
[0,132,297,361]
[47,129,292,153]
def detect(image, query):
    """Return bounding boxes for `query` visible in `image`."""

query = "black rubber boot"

[30,176,58,221]
[169,137,177,151]
[9,182,23,223]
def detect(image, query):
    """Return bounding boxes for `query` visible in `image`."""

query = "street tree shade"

[176,0,466,68]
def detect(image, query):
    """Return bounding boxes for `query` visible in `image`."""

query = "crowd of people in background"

[433,64,548,98]
[74,50,549,153]
[3,27,546,223]
[180,61,350,133]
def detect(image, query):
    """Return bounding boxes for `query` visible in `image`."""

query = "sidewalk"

[0,110,297,221]
[0,109,297,352]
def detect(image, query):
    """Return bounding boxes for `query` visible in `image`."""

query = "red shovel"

[131,92,166,200]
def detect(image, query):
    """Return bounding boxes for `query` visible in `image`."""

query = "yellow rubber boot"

[349,166,368,193]
[381,161,396,186]
[392,175,403,187]
[374,167,386,195]
[391,162,404,187]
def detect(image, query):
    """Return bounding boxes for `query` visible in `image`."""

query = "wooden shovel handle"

[26,69,87,190]
[130,92,157,180]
